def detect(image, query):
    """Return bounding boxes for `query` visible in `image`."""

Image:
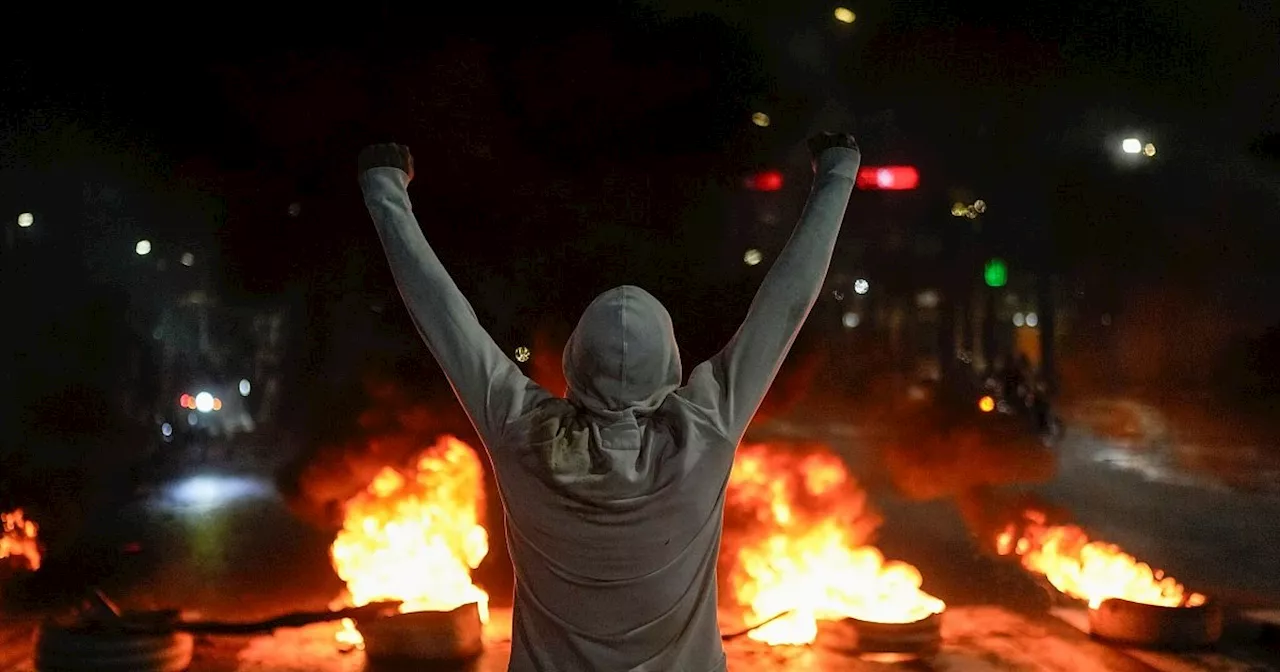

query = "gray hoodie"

[360,146,860,671]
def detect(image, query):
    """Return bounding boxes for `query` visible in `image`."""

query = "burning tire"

[356,602,484,663]
[1088,598,1223,649]
[817,612,944,658]
[33,624,193,672]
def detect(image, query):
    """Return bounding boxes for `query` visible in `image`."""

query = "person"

[357,133,860,671]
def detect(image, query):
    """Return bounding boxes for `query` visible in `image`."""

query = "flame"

[0,509,41,572]
[330,435,490,648]
[722,443,945,645]
[996,509,1206,609]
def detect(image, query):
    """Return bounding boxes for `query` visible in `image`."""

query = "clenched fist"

[359,144,415,182]
[807,132,859,171]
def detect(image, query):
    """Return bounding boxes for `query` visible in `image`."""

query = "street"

[2,408,1279,670]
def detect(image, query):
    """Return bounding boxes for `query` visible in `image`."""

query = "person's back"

[356,135,861,671]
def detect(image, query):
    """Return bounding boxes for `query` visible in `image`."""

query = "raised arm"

[357,144,548,446]
[676,134,860,440]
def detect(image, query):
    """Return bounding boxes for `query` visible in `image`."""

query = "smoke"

[276,376,477,529]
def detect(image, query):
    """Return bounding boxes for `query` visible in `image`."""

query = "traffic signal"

[744,170,784,192]
[984,258,1008,288]
[855,166,919,190]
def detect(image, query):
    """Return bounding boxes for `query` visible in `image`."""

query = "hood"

[562,286,681,416]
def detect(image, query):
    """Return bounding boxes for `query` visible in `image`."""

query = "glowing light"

[841,312,861,329]
[979,396,996,413]
[1013,312,1025,327]
[161,422,173,437]
[514,346,531,363]
[853,278,869,295]
[181,252,195,267]
[135,239,152,256]
[1025,312,1039,328]
[212,398,223,411]
[746,170,784,192]
[916,290,939,309]
[239,379,251,397]
[752,112,771,127]
[973,199,986,213]
[180,394,193,409]
[195,392,215,413]
[984,258,1008,288]
[834,7,856,23]
[744,249,763,266]
[1143,143,1156,157]
[951,202,967,217]
[17,213,33,228]
[1121,138,1142,154]
[855,166,919,190]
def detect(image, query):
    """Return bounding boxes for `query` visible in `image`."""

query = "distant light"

[744,248,763,266]
[841,312,861,328]
[951,202,967,217]
[984,258,1008,288]
[180,393,193,409]
[187,412,198,426]
[1025,312,1040,328]
[1121,138,1142,154]
[135,239,152,256]
[979,395,996,413]
[239,379,251,397]
[161,422,173,437]
[834,7,856,23]
[181,252,194,267]
[916,290,939,309]
[855,166,919,190]
[1143,143,1156,157]
[973,199,986,213]
[745,170,784,192]
[288,202,302,217]
[514,346,531,363]
[195,391,215,413]
[853,278,869,295]
[212,397,223,411]
[17,212,33,228]
[1101,313,1113,326]
[751,112,771,128]
[1013,312,1025,327]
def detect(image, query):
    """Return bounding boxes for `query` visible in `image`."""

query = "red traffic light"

[856,166,919,190]
[744,170,784,192]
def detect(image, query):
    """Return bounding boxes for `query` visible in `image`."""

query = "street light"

[1121,138,1142,154]
[17,213,33,228]
[834,7,856,23]
[135,239,152,256]
[751,112,771,128]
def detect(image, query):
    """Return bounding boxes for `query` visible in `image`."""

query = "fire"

[0,508,41,572]
[722,443,945,646]
[330,435,490,647]
[996,509,1206,609]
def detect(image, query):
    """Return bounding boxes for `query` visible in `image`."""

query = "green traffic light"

[984,258,1008,288]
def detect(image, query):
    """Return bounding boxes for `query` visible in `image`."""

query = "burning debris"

[1,508,41,572]
[721,443,945,646]
[996,509,1205,609]
[329,435,490,654]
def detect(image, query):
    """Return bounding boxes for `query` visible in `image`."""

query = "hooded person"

[358,133,860,671]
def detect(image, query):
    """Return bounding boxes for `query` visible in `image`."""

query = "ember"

[329,435,490,649]
[1,508,41,572]
[722,443,945,646]
[996,509,1205,609]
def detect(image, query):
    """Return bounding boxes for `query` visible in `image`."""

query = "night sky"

[3,0,1279,373]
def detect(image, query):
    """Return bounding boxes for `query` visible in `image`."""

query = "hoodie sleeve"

[360,167,549,446]
[676,147,860,440]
